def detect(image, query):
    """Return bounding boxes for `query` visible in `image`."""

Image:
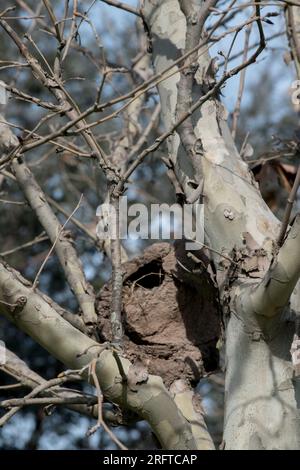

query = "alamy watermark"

[96,197,204,250]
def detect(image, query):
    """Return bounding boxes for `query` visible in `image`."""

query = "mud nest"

[96,242,220,387]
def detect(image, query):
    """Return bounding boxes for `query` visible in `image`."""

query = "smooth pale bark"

[143,0,300,449]
[0,116,97,329]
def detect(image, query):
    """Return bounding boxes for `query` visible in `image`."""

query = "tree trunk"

[143,0,300,449]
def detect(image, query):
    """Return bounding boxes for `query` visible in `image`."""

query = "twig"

[189,240,238,265]
[0,232,48,257]
[61,0,78,62]
[0,383,23,390]
[112,348,128,383]
[116,0,266,191]
[1,348,129,426]
[47,196,98,243]
[277,165,300,247]
[231,23,252,139]
[0,198,25,205]
[0,7,15,18]
[0,169,99,247]
[0,372,81,427]
[12,158,97,328]
[0,408,19,427]
[0,17,110,171]
[42,0,63,44]
[278,5,300,246]
[1,396,97,407]
[87,359,127,450]
[99,0,141,17]
[240,131,250,157]
[109,196,124,345]
[127,103,161,163]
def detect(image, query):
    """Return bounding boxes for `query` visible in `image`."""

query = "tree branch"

[0,348,133,427]
[99,0,142,17]
[277,165,300,247]
[241,215,300,318]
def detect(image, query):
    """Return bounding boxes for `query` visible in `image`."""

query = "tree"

[0,0,300,450]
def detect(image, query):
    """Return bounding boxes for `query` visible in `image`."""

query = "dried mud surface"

[96,242,220,386]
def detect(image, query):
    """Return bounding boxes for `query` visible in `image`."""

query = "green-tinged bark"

[0,261,212,449]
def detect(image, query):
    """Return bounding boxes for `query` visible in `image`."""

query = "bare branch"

[86,359,127,450]
[0,232,48,257]
[1,396,97,408]
[278,165,300,247]
[1,168,99,247]
[12,158,97,329]
[0,260,202,449]
[242,215,300,318]
[32,194,83,289]
[109,196,124,344]
[0,348,130,426]
[0,18,110,171]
